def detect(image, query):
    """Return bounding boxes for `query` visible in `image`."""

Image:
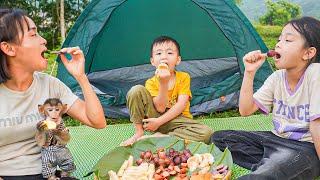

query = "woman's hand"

[243,50,266,73]
[59,46,85,80]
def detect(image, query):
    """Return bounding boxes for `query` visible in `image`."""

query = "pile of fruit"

[108,155,155,180]
[108,147,231,180]
[136,148,191,180]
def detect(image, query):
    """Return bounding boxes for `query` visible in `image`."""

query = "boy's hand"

[59,46,86,80]
[243,50,266,73]
[142,118,162,131]
[155,63,171,84]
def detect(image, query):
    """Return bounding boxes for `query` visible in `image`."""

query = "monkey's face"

[45,104,64,122]
[38,98,67,123]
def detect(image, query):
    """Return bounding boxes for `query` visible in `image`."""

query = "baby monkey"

[36,98,76,180]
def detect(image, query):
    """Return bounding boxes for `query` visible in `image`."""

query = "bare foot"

[120,133,144,146]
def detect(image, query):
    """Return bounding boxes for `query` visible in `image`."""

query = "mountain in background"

[239,0,320,22]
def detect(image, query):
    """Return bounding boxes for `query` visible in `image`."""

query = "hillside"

[239,0,320,22]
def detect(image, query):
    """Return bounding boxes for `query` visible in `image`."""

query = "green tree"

[259,0,301,26]
[0,0,90,49]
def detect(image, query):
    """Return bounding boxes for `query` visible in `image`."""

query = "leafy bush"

[259,0,301,26]
[255,24,282,71]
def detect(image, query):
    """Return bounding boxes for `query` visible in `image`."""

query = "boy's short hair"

[150,36,180,56]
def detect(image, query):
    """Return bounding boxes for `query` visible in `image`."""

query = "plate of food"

[85,136,232,180]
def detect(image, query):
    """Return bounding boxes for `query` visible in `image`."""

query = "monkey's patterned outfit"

[41,121,76,178]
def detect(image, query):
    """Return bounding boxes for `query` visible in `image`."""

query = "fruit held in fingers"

[44,120,57,130]
[157,63,169,70]
[156,63,169,78]
[266,50,281,58]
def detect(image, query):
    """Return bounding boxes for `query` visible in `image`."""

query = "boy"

[121,36,213,146]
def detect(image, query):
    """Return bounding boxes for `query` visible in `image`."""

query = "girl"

[211,17,320,180]
[0,8,106,179]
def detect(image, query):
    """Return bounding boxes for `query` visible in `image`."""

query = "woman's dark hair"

[0,8,28,83]
[287,16,320,64]
[150,36,181,56]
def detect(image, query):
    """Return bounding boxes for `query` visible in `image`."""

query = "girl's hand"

[142,118,161,132]
[243,50,266,73]
[60,47,85,80]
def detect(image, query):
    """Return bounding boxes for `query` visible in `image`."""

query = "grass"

[46,25,281,125]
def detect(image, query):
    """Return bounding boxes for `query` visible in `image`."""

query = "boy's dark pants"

[127,85,213,144]
[211,130,320,180]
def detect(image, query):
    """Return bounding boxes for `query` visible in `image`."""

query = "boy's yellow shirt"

[145,71,193,118]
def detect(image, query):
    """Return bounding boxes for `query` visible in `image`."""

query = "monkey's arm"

[52,129,70,145]
[35,131,47,147]
[35,121,48,147]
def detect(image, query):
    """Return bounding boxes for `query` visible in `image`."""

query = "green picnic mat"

[68,114,274,179]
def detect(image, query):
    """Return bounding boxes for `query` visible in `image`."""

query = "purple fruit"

[144,151,152,159]
[183,149,189,155]
[173,156,181,165]
[154,157,159,164]
[267,50,281,58]
[173,152,179,157]
[180,155,188,163]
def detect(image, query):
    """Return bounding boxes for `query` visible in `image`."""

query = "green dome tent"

[57,0,273,118]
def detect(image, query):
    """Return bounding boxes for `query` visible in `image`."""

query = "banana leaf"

[85,136,233,179]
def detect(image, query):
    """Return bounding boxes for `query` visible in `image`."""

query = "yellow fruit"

[44,120,57,129]
[157,63,168,70]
